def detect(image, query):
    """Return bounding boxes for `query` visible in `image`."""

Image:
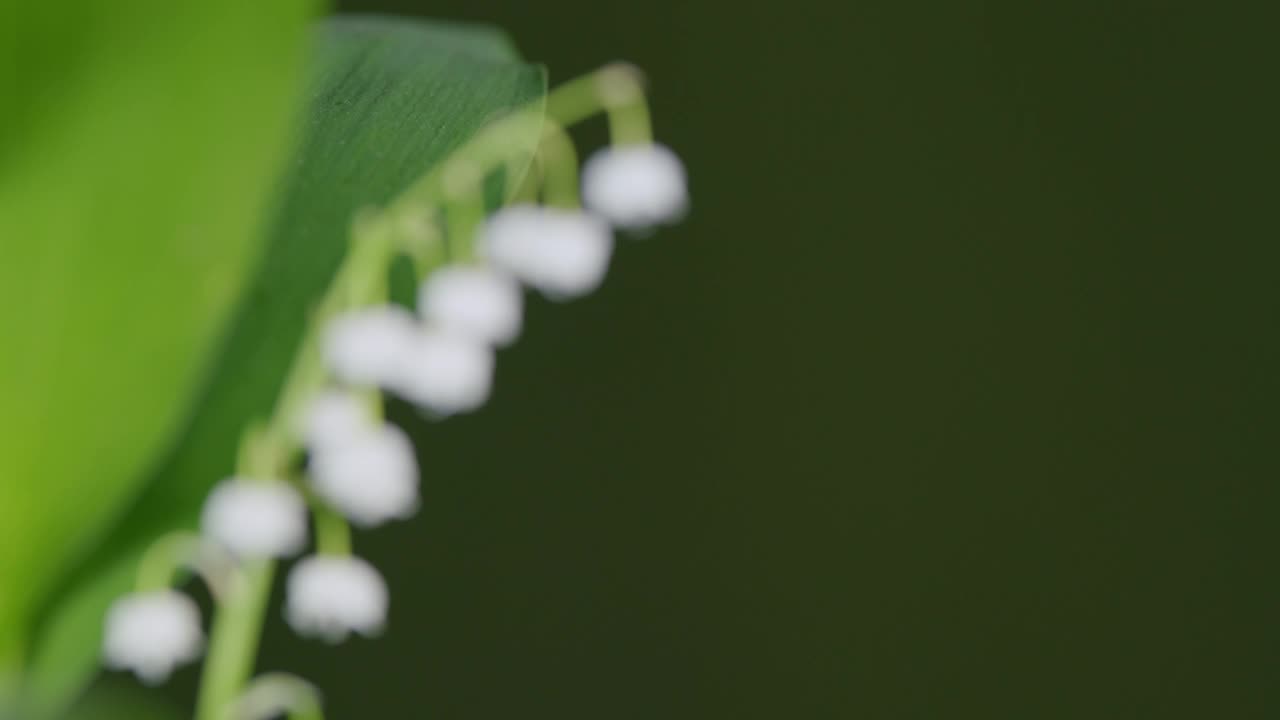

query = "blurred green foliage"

[0,0,317,695]
[59,685,178,720]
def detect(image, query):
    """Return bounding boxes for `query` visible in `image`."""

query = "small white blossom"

[300,389,371,450]
[392,329,494,415]
[479,205,614,300]
[103,590,203,685]
[286,555,388,642]
[201,478,307,559]
[323,306,417,387]
[581,143,688,229]
[418,265,523,347]
[309,423,419,527]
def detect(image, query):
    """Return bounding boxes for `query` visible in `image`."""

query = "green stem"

[443,173,485,263]
[396,210,446,278]
[234,673,324,720]
[194,201,401,720]
[312,501,352,556]
[506,152,541,204]
[536,119,580,208]
[195,424,283,720]
[389,64,650,224]
[135,533,201,592]
[544,63,653,145]
[598,66,652,146]
[189,66,639,719]
[194,562,274,720]
[265,216,395,454]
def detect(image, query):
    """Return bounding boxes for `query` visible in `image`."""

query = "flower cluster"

[102,64,686,718]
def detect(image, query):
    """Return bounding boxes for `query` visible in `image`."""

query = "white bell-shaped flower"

[581,143,688,229]
[391,329,494,415]
[323,306,418,387]
[299,389,371,451]
[286,555,388,642]
[418,265,523,347]
[476,205,548,284]
[103,590,204,685]
[479,205,614,300]
[309,423,419,527]
[200,478,307,559]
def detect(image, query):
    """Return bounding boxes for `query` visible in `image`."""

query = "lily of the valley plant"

[98,63,687,719]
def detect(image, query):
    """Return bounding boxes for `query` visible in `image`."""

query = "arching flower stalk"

[101,62,688,719]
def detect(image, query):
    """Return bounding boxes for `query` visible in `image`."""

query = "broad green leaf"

[59,682,180,720]
[22,15,546,716]
[0,0,315,683]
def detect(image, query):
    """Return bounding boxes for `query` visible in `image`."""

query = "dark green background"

[153,1,1280,717]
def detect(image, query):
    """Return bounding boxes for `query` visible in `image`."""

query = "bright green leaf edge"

[0,0,316,689]
[20,15,547,718]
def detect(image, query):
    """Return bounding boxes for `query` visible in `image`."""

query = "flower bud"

[582,143,688,229]
[286,555,388,642]
[309,423,419,527]
[479,205,614,300]
[323,306,418,387]
[103,590,204,685]
[418,265,523,347]
[391,329,494,416]
[201,478,308,559]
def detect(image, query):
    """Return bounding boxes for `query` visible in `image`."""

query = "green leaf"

[58,682,182,720]
[21,15,546,716]
[0,0,315,678]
